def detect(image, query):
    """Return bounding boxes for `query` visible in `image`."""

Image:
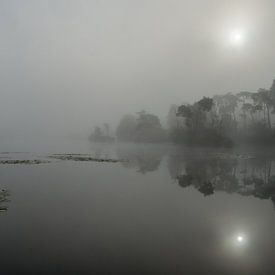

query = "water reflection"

[113,146,275,207]
[225,231,250,256]
[0,189,10,212]
[117,145,164,174]
[0,147,275,274]
[90,143,115,159]
[166,152,275,207]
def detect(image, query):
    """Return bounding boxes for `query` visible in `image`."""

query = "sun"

[234,233,247,246]
[237,235,244,243]
[229,29,245,46]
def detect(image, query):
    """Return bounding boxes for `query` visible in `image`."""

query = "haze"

[1,0,275,143]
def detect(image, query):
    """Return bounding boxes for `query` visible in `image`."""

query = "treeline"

[90,123,114,143]
[116,111,166,143]
[92,79,275,146]
[168,79,275,146]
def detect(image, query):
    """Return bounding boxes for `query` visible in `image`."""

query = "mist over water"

[2,1,275,274]
[0,143,275,274]
[1,0,275,140]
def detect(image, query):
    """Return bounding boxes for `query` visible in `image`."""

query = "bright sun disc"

[229,29,245,46]
[237,236,244,242]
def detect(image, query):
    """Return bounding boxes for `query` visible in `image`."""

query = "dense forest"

[91,79,275,146]
[169,79,275,146]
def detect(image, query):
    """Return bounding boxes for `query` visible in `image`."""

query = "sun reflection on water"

[231,232,248,249]
[223,231,249,253]
[235,234,246,245]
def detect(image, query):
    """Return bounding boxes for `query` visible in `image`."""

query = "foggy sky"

[1,0,275,140]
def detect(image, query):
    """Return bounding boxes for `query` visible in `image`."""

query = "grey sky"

[1,0,275,139]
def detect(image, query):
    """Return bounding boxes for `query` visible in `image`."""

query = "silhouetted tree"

[116,111,166,143]
[135,111,166,142]
[176,97,230,146]
[90,125,114,142]
[116,114,137,142]
[253,89,273,129]
[198,97,213,111]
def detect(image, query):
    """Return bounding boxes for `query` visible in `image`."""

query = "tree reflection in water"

[168,152,275,206]
[91,144,275,208]
[117,145,164,174]
[0,189,10,212]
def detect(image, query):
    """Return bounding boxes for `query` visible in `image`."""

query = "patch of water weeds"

[50,154,127,163]
[0,159,50,165]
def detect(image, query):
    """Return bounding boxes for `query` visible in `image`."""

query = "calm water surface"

[0,142,275,274]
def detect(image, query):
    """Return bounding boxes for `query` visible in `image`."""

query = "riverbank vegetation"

[116,111,166,143]
[91,79,275,147]
[172,79,275,146]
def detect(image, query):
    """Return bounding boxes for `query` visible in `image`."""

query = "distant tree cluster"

[168,79,275,146]
[168,97,232,146]
[90,78,275,146]
[90,123,114,143]
[116,111,166,143]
